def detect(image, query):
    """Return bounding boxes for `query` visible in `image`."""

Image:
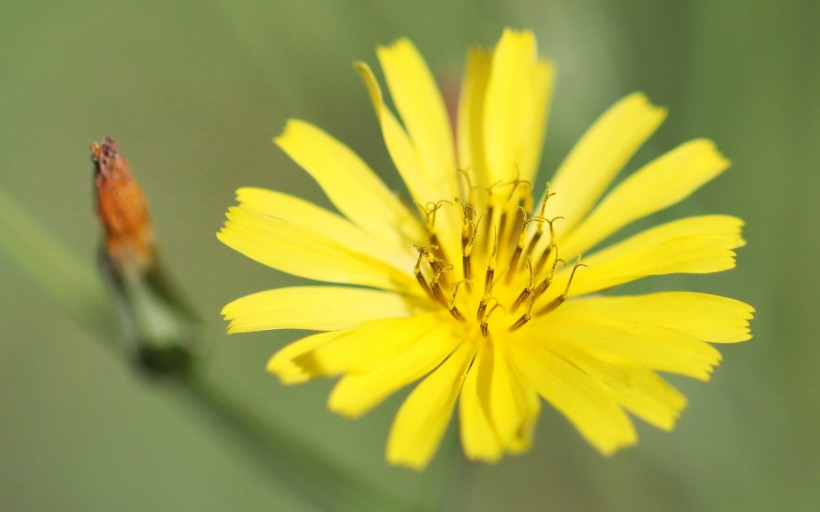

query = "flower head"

[218,29,753,469]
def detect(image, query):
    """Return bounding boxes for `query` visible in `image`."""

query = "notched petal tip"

[498,27,538,49]
[651,396,689,432]
[598,437,638,458]
[377,36,414,56]
[224,321,261,336]
[385,453,427,471]
[625,90,667,111]
[726,300,755,342]
[219,297,245,335]
[694,138,730,164]
[326,380,376,419]
[267,353,324,386]
[582,420,638,457]
[465,451,503,464]
[273,118,319,150]
[620,92,670,132]
[272,119,297,146]
[327,400,361,419]
[215,227,230,244]
[265,356,307,385]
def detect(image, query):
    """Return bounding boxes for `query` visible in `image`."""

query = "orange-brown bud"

[92,137,155,273]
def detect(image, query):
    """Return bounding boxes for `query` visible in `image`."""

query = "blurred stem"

[177,371,415,512]
[418,426,474,511]
[0,182,418,512]
[0,183,116,339]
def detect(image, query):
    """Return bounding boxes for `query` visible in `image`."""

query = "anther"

[533,245,552,276]
[447,280,471,322]
[525,182,554,255]
[509,295,535,332]
[418,200,451,261]
[522,215,547,259]
[476,298,487,321]
[428,234,441,258]
[464,216,484,282]
[531,245,562,300]
[483,227,498,293]
[430,263,454,307]
[508,314,529,331]
[462,254,472,283]
[484,265,495,294]
[495,179,527,250]
[535,258,586,316]
[532,218,562,275]
[477,296,497,322]
[479,302,504,338]
[512,259,535,311]
[457,201,482,282]
[454,197,475,223]
[427,251,442,276]
[484,265,495,293]
[505,207,529,282]
[413,247,435,299]
[506,246,523,281]
[482,205,494,251]
[497,211,508,250]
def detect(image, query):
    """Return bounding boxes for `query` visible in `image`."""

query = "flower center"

[411,181,584,338]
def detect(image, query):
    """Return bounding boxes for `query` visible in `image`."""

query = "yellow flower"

[218,29,753,470]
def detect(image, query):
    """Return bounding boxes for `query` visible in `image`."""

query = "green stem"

[0,184,116,339]
[418,426,474,511]
[176,371,415,512]
[0,182,418,512]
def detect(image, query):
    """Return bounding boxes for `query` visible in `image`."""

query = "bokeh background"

[2,1,818,510]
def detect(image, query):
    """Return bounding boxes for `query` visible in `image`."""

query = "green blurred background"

[1,1,818,510]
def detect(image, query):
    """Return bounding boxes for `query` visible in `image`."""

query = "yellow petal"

[518,59,555,186]
[546,337,687,430]
[266,330,346,384]
[560,292,754,343]
[489,337,541,453]
[601,368,686,431]
[387,341,475,469]
[457,47,492,190]
[309,312,445,374]
[325,317,460,418]
[217,205,416,292]
[234,187,413,271]
[511,342,637,455]
[545,93,667,235]
[376,39,458,199]
[221,286,418,334]
[458,340,503,462]
[483,29,554,187]
[558,215,745,297]
[355,62,462,262]
[532,311,722,380]
[561,139,730,256]
[354,61,435,203]
[274,120,425,246]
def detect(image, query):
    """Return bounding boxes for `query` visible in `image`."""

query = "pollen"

[411,181,583,337]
